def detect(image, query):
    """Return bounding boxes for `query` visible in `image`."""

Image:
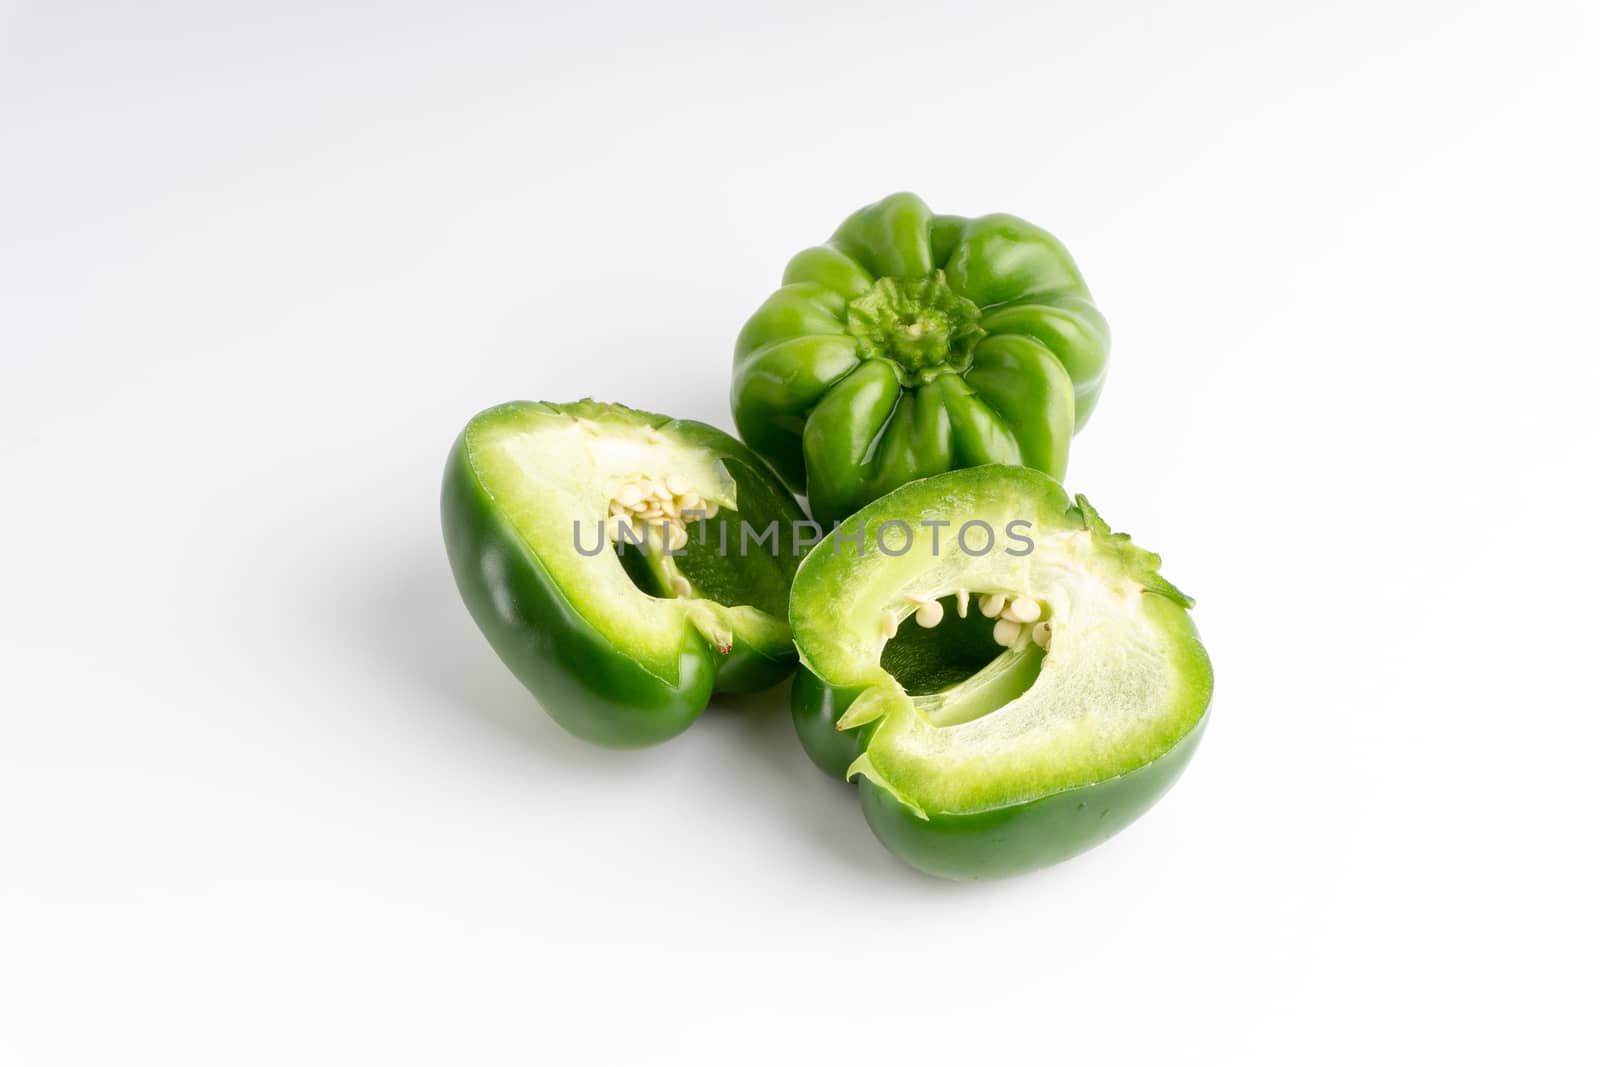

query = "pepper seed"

[1006,596,1041,624]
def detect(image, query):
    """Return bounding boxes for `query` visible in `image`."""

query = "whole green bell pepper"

[731,192,1110,526]
[788,465,1212,879]
[442,399,805,748]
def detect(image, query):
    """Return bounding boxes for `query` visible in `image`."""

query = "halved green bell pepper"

[731,192,1109,525]
[789,466,1212,879]
[442,399,805,748]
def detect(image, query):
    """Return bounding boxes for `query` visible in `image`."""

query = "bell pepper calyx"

[845,270,986,384]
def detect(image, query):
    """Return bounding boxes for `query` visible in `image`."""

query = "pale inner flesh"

[843,528,1201,813]
[471,409,738,666]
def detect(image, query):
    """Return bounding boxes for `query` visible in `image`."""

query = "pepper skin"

[731,192,1109,525]
[442,400,805,747]
[788,466,1212,879]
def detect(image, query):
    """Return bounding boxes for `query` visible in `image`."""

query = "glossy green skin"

[859,716,1209,880]
[791,667,867,780]
[441,405,803,748]
[731,191,1109,525]
[797,658,1208,878]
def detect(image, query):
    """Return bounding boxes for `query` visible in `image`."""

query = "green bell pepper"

[788,465,1212,879]
[731,192,1110,526]
[442,399,805,748]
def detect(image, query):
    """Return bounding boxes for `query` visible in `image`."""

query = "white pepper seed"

[881,611,899,638]
[1006,596,1041,624]
[955,589,970,617]
[993,619,1023,646]
[1032,621,1052,650]
[914,600,944,628]
[669,575,692,598]
[665,475,690,496]
[667,525,688,551]
[616,483,643,508]
[703,501,720,518]
[979,593,1008,619]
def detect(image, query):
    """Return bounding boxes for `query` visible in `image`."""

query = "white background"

[3,2,1597,1063]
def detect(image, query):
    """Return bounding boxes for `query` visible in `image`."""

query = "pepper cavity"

[900,590,1053,651]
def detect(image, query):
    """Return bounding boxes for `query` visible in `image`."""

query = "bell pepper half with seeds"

[442,399,806,747]
[731,191,1109,526]
[789,466,1212,879]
